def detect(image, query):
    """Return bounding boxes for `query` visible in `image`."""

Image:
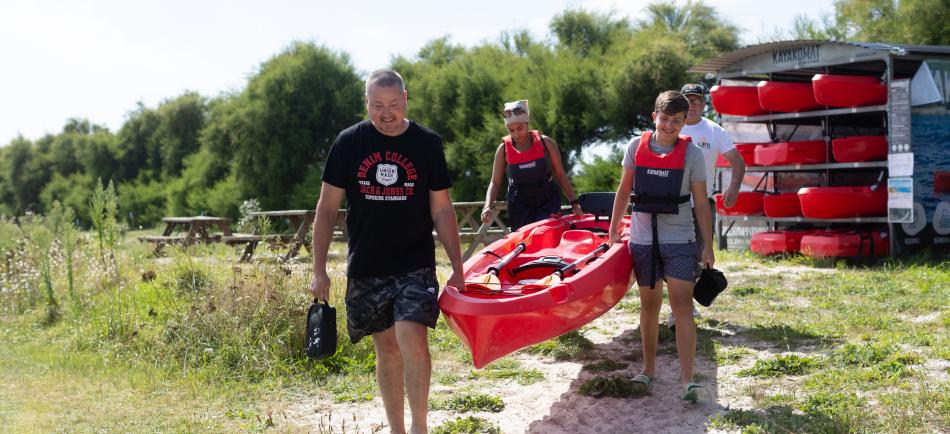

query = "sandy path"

[286,302,740,433]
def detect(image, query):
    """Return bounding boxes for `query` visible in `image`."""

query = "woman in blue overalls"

[480,100,583,231]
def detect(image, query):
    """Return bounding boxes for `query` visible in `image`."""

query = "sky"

[0,0,836,146]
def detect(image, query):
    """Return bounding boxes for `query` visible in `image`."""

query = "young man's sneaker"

[666,306,701,330]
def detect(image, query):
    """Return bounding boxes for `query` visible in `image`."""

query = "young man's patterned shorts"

[344,267,440,343]
[628,242,700,287]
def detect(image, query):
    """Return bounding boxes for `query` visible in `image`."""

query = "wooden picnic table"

[224,210,316,262]
[138,216,233,254]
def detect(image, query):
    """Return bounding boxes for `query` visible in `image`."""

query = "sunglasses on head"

[502,107,527,118]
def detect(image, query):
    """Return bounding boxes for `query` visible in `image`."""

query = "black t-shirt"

[322,120,452,278]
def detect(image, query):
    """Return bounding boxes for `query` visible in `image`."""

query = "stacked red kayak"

[798,186,887,219]
[716,143,759,167]
[757,81,821,112]
[751,230,819,255]
[831,136,888,162]
[754,140,828,166]
[711,85,767,116]
[440,214,632,368]
[763,192,802,217]
[812,74,888,108]
[715,191,764,216]
[800,229,889,257]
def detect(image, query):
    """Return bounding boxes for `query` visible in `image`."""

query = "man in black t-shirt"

[310,68,463,434]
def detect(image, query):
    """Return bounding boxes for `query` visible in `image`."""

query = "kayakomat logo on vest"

[356,151,418,201]
[646,168,671,177]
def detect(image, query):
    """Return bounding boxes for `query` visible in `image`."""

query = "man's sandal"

[681,383,702,402]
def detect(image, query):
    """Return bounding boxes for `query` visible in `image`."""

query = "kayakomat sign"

[772,44,821,65]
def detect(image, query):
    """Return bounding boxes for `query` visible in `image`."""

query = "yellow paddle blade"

[465,273,502,292]
[521,273,561,290]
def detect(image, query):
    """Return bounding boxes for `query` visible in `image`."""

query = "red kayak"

[754,140,827,166]
[832,136,888,162]
[763,192,802,217]
[716,143,759,168]
[798,186,887,219]
[710,85,767,116]
[812,74,887,108]
[751,230,819,255]
[800,229,889,257]
[715,191,764,216]
[757,81,821,112]
[440,196,632,368]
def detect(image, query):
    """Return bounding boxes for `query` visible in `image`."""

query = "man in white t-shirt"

[669,83,746,329]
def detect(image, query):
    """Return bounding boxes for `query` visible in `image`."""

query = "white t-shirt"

[680,117,735,197]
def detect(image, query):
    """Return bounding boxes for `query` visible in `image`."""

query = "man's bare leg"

[395,320,430,434]
[373,327,406,434]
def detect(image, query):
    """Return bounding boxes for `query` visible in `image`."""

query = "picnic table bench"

[137,216,232,255]
[224,210,316,262]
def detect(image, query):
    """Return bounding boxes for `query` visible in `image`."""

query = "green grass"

[432,416,501,434]
[739,354,823,378]
[523,330,595,361]
[430,392,505,413]
[469,359,544,385]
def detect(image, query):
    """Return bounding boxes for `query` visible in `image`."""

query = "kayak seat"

[558,230,598,254]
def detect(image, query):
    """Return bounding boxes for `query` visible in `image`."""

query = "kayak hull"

[757,81,821,112]
[715,191,764,216]
[750,230,818,255]
[831,136,888,163]
[812,74,887,108]
[716,143,759,168]
[798,186,887,219]
[439,215,632,368]
[763,192,802,217]
[711,85,766,116]
[754,140,827,166]
[800,229,889,257]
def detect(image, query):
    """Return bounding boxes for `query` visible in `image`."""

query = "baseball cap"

[680,84,705,96]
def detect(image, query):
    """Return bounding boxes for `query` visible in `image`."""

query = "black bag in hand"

[305,299,337,360]
[693,267,728,307]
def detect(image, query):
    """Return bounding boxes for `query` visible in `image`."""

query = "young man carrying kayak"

[608,90,715,402]
[310,68,464,434]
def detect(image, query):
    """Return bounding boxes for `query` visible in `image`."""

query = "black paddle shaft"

[488,242,526,275]
[554,243,610,278]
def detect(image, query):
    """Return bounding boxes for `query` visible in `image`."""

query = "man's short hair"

[655,90,689,116]
[365,68,405,95]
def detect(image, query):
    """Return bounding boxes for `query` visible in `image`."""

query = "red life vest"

[630,131,692,215]
[503,130,551,188]
[630,130,693,288]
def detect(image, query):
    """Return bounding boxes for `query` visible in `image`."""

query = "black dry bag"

[305,299,338,360]
[693,267,728,307]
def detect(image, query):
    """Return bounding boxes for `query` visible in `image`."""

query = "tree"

[232,42,364,210]
[551,9,630,56]
[639,1,739,61]
[155,92,207,179]
[788,0,950,45]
